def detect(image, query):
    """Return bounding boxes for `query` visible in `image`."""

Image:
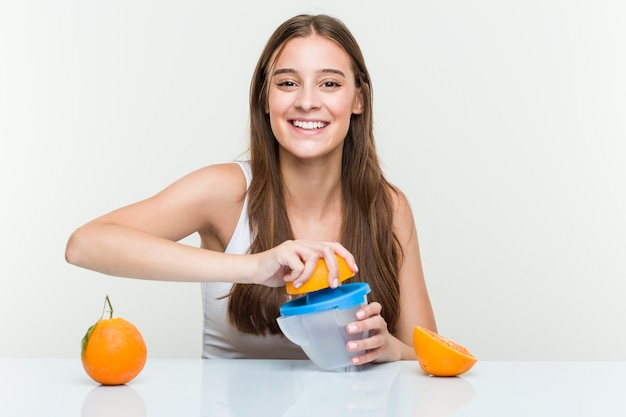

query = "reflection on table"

[1,359,625,417]
[199,359,475,417]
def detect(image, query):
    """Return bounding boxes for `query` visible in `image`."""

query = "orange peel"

[285,254,355,295]
[81,295,147,385]
[413,325,477,377]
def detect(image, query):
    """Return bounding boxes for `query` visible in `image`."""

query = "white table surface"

[1,358,625,416]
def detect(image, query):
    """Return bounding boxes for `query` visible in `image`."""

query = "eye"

[321,80,341,88]
[276,80,297,89]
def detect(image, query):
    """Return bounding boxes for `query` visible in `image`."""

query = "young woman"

[65,14,436,366]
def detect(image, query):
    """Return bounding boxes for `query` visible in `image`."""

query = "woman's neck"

[280,156,344,240]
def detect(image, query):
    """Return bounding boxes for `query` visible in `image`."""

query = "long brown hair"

[227,14,403,335]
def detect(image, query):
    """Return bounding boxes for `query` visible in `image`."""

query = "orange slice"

[413,326,477,377]
[285,254,355,295]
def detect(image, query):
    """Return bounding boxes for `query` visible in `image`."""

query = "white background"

[1,0,624,360]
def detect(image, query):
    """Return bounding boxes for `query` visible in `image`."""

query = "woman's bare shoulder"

[172,162,249,215]
[165,162,248,200]
[181,162,250,247]
[386,185,417,243]
[78,162,249,246]
[385,184,412,215]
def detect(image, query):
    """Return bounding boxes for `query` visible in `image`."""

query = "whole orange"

[285,254,355,295]
[81,296,147,385]
[413,326,477,377]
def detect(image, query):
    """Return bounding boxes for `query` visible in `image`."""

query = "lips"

[291,120,329,130]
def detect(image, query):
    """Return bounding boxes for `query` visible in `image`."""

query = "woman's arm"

[346,189,436,364]
[65,163,357,286]
[391,189,437,355]
[65,163,254,282]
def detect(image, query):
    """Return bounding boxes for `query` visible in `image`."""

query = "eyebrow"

[272,68,347,78]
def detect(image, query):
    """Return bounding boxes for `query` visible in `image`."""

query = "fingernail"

[332,278,338,288]
[354,263,359,272]
[348,342,358,350]
[347,324,358,333]
[294,282,302,289]
[356,310,365,319]
[351,357,360,364]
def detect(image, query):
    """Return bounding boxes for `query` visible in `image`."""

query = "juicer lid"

[279,282,371,316]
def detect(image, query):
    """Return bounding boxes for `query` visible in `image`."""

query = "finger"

[350,349,380,366]
[347,333,384,353]
[347,335,385,365]
[321,246,340,288]
[357,302,382,320]
[276,246,309,284]
[288,250,322,288]
[328,242,359,273]
[346,316,386,338]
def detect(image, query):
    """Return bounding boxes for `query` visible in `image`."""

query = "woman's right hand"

[251,240,358,289]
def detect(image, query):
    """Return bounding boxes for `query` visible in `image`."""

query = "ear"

[352,88,364,115]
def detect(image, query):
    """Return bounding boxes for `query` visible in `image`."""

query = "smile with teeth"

[291,120,329,130]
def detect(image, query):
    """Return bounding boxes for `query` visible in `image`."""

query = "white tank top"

[201,161,306,359]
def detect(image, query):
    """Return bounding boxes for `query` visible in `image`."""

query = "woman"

[65,14,436,366]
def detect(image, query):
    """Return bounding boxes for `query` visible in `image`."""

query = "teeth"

[292,120,327,130]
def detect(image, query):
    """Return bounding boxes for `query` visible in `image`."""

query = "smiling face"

[267,34,363,162]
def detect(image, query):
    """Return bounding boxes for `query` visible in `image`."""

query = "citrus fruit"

[81,295,147,385]
[413,325,477,377]
[285,254,355,295]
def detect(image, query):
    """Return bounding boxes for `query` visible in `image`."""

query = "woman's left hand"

[345,301,406,365]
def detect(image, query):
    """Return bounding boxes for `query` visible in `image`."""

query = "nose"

[294,85,320,111]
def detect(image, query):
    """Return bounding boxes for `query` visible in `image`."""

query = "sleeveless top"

[201,161,306,359]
